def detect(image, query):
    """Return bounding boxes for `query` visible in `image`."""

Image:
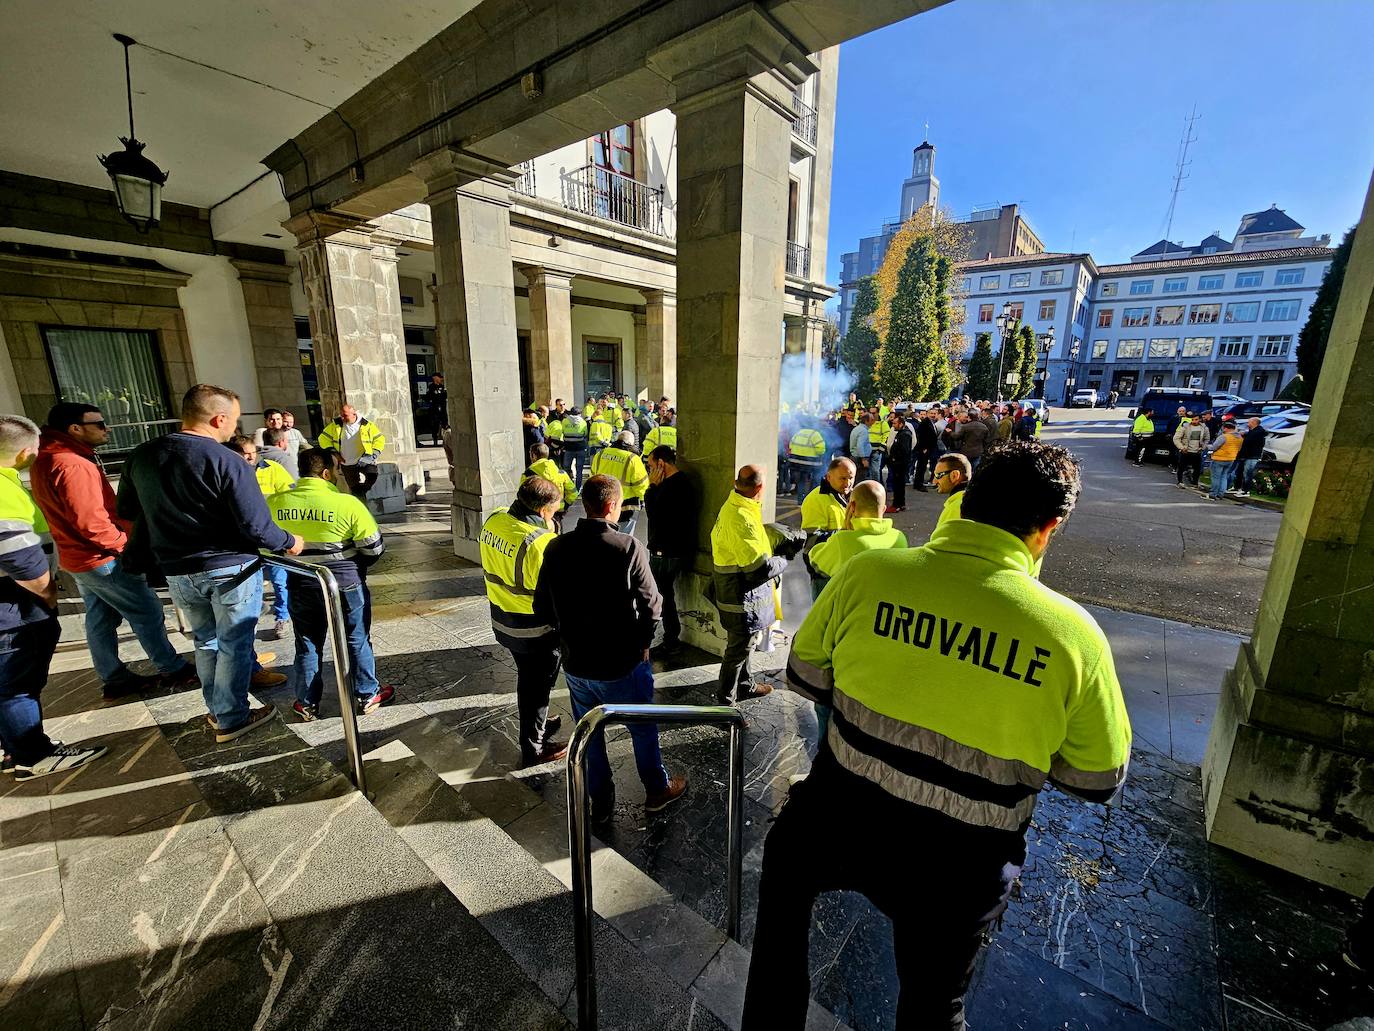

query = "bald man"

[710,465,804,704]
[808,481,908,583]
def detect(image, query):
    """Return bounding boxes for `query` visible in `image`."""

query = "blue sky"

[826,0,1374,300]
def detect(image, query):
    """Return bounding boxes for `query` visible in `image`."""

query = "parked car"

[1214,400,1309,421]
[1070,388,1099,408]
[1125,387,1214,463]
[1210,392,1249,408]
[1260,409,1309,466]
[1021,398,1050,425]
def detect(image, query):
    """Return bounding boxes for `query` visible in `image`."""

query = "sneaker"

[1236,490,1250,498]
[15,743,109,781]
[543,715,563,739]
[645,775,688,813]
[884,506,898,515]
[1,752,14,774]
[292,700,319,722]
[214,704,275,743]
[161,663,199,690]
[102,671,160,700]
[251,669,288,688]
[1177,482,1187,489]
[271,619,291,641]
[357,683,395,716]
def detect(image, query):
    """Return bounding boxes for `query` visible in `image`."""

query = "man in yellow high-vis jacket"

[590,432,649,533]
[318,404,386,500]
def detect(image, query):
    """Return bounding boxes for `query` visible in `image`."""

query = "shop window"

[41,326,170,450]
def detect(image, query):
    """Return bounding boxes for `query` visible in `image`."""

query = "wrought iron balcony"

[559,164,666,236]
[786,241,811,278]
[512,160,537,198]
[791,94,817,146]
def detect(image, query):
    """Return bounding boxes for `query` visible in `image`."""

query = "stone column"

[639,289,677,404]
[229,259,308,423]
[632,310,649,402]
[1203,170,1374,895]
[286,213,424,504]
[803,313,827,405]
[522,266,574,406]
[412,148,524,562]
[783,312,807,407]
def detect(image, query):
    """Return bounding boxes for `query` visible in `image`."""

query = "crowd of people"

[1133,404,1269,499]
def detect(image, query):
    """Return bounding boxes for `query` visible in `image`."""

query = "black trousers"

[716,627,763,703]
[915,447,937,485]
[509,646,560,762]
[649,554,688,646]
[342,462,380,500]
[742,755,1021,1031]
[889,459,909,508]
[1177,451,1202,485]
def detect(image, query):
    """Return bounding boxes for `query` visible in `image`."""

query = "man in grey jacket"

[1172,414,1209,487]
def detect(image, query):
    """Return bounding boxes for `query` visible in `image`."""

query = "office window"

[1256,335,1291,357]
[1117,339,1145,359]
[1154,304,1185,326]
[980,275,1001,291]
[1129,281,1154,295]
[1096,309,1114,328]
[1263,298,1301,321]
[1189,303,1220,324]
[1252,372,1271,393]
[593,123,635,176]
[978,304,994,323]
[1182,337,1214,358]
[1197,274,1224,290]
[1224,301,1260,323]
[1009,272,1030,288]
[1006,301,1024,320]
[1274,267,1305,286]
[1100,282,1119,297]
[1121,306,1151,327]
[1038,299,1056,321]
[1074,301,1088,326]
[1149,374,1167,388]
[960,277,972,292]
[1091,339,1109,359]
[1216,374,1234,392]
[1148,338,1178,359]
[1235,271,1263,288]
[1040,269,1064,285]
[1163,277,1188,293]
[1219,336,1251,357]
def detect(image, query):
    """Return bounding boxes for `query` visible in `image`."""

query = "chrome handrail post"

[726,718,744,940]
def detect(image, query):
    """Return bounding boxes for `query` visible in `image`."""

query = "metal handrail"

[559,163,666,236]
[567,703,745,1030]
[259,554,367,794]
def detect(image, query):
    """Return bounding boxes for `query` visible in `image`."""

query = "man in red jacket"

[30,403,196,699]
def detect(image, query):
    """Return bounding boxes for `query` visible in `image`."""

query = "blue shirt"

[849,423,873,460]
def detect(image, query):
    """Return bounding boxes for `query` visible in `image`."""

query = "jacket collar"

[926,518,1036,576]
[507,499,548,530]
[726,490,763,520]
[575,517,619,535]
[850,516,894,535]
[38,426,96,459]
[288,476,341,495]
[819,480,849,506]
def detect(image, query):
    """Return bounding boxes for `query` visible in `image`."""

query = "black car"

[1126,388,1214,463]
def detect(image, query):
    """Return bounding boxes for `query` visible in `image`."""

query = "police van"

[1126,388,1213,463]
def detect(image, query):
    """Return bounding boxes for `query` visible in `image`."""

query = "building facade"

[837,138,1045,333]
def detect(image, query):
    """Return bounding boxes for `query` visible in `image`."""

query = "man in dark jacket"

[710,465,804,704]
[886,415,913,512]
[644,446,698,657]
[118,385,304,744]
[914,410,939,491]
[534,475,686,822]
[1234,416,1268,497]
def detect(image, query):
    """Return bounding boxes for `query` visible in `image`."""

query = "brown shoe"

[521,740,568,768]
[645,774,688,813]
[736,682,773,702]
[251,669,287,688]
[214,704,276,743]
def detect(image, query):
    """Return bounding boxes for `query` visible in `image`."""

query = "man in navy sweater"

[119,385,303,742]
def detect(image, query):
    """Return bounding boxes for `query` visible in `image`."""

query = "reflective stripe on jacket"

[590,446,649,509]
[786,518,1131,835]
[789,428,826,463]
[643,425,677,453]
[479,507,556,651]
[268,477,384,590]
[710,490,789,633]
[0,466,54,631]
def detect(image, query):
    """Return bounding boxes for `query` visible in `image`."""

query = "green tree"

[928,352,954,401]
[877,236,941,399]
[1014,324,1038,400]
[1296,225,1356,402]
[840,277,881,399]
[966,332,997,400]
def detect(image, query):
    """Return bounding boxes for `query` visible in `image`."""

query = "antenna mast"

[1162,106,1200,246]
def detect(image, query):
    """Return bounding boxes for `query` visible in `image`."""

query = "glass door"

[41,326,171,451]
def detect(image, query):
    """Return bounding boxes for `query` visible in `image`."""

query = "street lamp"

[1035,325,1056,400]
[1063,341,1081,404]
[993,302,1014,402]
[97,35,169,233]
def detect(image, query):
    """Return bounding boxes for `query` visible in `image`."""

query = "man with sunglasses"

[932,452,973,529]
[30,403,197,699]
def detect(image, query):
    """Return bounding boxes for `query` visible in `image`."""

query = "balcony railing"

[559,164,665,236]
[791,94,817,146]
[512,160,537,198]
[786,241,811,279]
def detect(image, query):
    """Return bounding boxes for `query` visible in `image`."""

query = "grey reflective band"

[0,519,33,531]
[512,528,549,595]
[485,570,531,597]
[713,552,769,575]
[1049,753,1129,792]
[493,622,555,638]
[0,530,42,555]
[785,655,833,702]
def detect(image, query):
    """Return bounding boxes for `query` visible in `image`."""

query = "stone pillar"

[522,266,574,406]
[803,313,826,405]
[1203,170,1374,896]
[229,259,308,423]
[639,289,677,404]
[783,312,807,407]
[412,148,524,562]
[286,213,424,506]
[632,310,649,402]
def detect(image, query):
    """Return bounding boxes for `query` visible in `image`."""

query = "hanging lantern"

[97,34,169,232]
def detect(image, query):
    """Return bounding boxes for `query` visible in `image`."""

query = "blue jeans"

[71,557,186,685]
[790,462,819,502]
[1240,458,1260,491]
[1210,460,1235,498]
[0,618,60,764]
[289,583,379,707]
[167,561,263,732]
[868,451,885,485]
[264,563,290,621]
[565,660,669,810]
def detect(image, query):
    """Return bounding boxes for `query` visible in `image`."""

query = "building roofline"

[957,252,1098,275]
[1097,245,1333,275]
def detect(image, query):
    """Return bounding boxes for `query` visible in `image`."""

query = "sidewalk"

[2,488,1370,1031]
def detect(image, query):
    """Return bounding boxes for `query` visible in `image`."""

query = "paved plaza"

[2,477,1370,1030]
